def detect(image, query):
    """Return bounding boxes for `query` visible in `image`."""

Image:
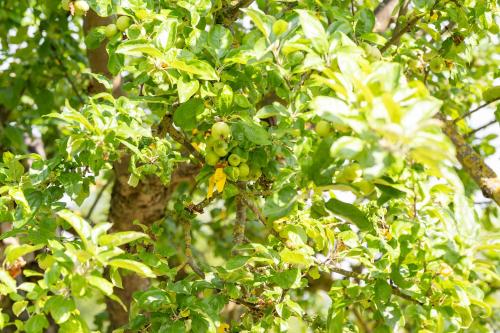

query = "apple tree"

[0,0,499,332]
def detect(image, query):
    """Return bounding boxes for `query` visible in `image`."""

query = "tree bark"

[374,0,399,32]
[435,114,500,205]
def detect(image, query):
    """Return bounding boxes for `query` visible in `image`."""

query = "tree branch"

[182,218,205,278]
[466,119,497,138]
[435,113,500,205]
[219,0,255,26]
[233,195,247,247]
[85,177,113,221]
[326,263,424,306]
[453,97,500,123]
[156,114,204,162]
[380,14,423,53]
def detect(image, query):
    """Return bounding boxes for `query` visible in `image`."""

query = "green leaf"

[330,136,365,160]
[296,10,328,53]
[156,19,178,51]
[279,248,313,266]
[25,314,49,333]
[355,8,375,35]
[0,269,17,293]
[12,300,28,317]
[87,275,114,295]
[226,256,250,270]
[108,259,155,278]
[327,306,345,333]
[177,78,200,103]
[98,231,149,247]
[241,120,271,145]
[483,86,500,102]
[57,209,92,248]
[325,198,373,231]
[244,8,274,38]
[44,295,76,324]
[374,279,392,303]
[116,40,163,58]
[170,59,219,81]
[173,98,204,131]
[4,244,44,265]
[271,268,301,289]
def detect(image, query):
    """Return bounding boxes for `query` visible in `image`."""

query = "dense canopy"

[0,0,499,332]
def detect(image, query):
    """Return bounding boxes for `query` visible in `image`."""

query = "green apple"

[211,121,230,139]
[272,20,288,36]
[61,0,71,11]
[205,135,218,148]
[228,154,241,166]
[232,147,248,161]
[205,150,219,166]
[116,16,132,31]
[238,163,250,178]
[337,163,362,182]
[213,141,229,157]
[429,57,445,73]
[224,166,240,181]
[74,0,89,12]
[104,24,118,38]
[315,120,331,137]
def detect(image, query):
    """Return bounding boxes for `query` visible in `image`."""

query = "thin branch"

[85,178,113,220]
[182,218,205,279]
[240,196,266,226]
[185,193,219,215]
[50,43,85,104]
[233,195,247,248]
[453,97,500,123]
[326,263,424,306]
[156,114,204,162]
[352,306,370,333]
[380,14,423,53]
[466,119,497,138]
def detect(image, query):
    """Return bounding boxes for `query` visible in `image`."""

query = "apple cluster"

[205,122,261,182]
[104,16,132,38]
[61,0,89,15]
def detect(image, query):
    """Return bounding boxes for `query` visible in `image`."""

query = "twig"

[240,197,267,226]
[453,97,500,123]
[352,306,370,333]
[182,218,205,279]
[185,193,219,214]
[156,114,204,162]
[85,178,113,220]
[466,119,497,138]
[326,263,424,306]
[50,43,85,104]
[220,0,255,26]
[380,14,423,53]
[233,195,247,247]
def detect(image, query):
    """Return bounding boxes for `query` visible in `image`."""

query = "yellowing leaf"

[207,168,226,199]
[217,323,230,333]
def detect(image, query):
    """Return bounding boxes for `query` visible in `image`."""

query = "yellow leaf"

[191,142,200,151]
[207,168,227,199]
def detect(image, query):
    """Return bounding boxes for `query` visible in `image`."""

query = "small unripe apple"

[228,154,241,166]
[61,0,71,11]
[74,0,89,12]
[116,16,132,31]
[205,135,218,148]
[272,20,288,36]
[429,57,445,73]
[224,166,240,181]
[238,163,250,178]
[205,150,219,166]
[104,24,118,38]
[337,163,362,182]
[213,141,229,157]
[211,121,230,139]
[315,120,331,137]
